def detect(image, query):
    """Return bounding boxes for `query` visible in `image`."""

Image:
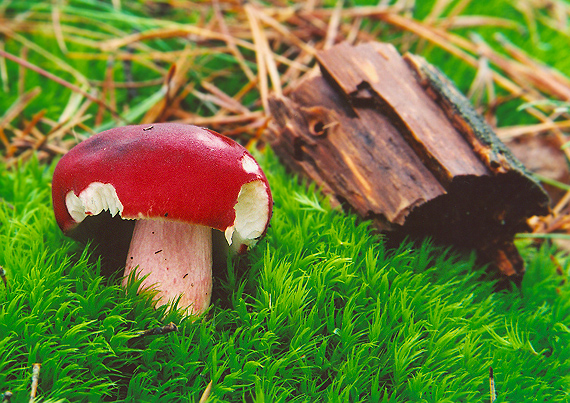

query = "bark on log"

[267,42,549,283]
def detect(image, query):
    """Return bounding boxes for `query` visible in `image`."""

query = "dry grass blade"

[0,25,88,86]
[198,380,213,403]
[95,56,116,127]
[375,10,570,163]
[52,3,68,54]
[375,10,552,111]
[0,48,122,121]
[489,367,496,403]
[438,15,523,29]
[19,110,47,142]
[213,0,256,82]
[0,87,41,130]
[47,97,93,144]
[495,33,570,95]
[324,0,343,50]
[201,81,250,114]
[253,8,282,99]
[0,41,8,93]
[245,5,270,113]
[299,4,397,19]
[424,0,455,23]
[553,191,570,217]
[0,87,41,153]
[99,25,236,52]
[175,111,264,126]
[468,56,495,110]
[87,77,164,89]
[472,34,570,101]
[442,0,474,24]
[17,46,27,97]
[497,120,570,140]
[29,363,41,403]
[255,7,317,56]
[141,48,194,124]
[378,12,479,65]
[68,48,213,62]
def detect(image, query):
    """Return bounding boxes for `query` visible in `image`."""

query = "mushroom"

[52,123,272,315]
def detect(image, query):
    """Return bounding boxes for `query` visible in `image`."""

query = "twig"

[133,322,179,338]
[0,266,8,295]
[1,391,12,403]
[29,363,41,403]
[489,367,496,403]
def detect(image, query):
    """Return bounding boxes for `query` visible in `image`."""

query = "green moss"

[0,151,568,401]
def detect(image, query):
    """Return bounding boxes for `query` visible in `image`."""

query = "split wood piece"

[267,42,549,283]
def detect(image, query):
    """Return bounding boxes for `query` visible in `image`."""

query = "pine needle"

[0,48,121,120]
[29,363,41,403]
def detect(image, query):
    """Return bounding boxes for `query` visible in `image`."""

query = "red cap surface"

[52,123,272,248]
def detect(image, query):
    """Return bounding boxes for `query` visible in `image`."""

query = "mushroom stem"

[123,219,213,315]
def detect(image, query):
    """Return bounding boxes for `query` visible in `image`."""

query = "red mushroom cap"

[52,123,273,252]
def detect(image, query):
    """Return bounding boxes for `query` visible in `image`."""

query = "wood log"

[267,42,549,283]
